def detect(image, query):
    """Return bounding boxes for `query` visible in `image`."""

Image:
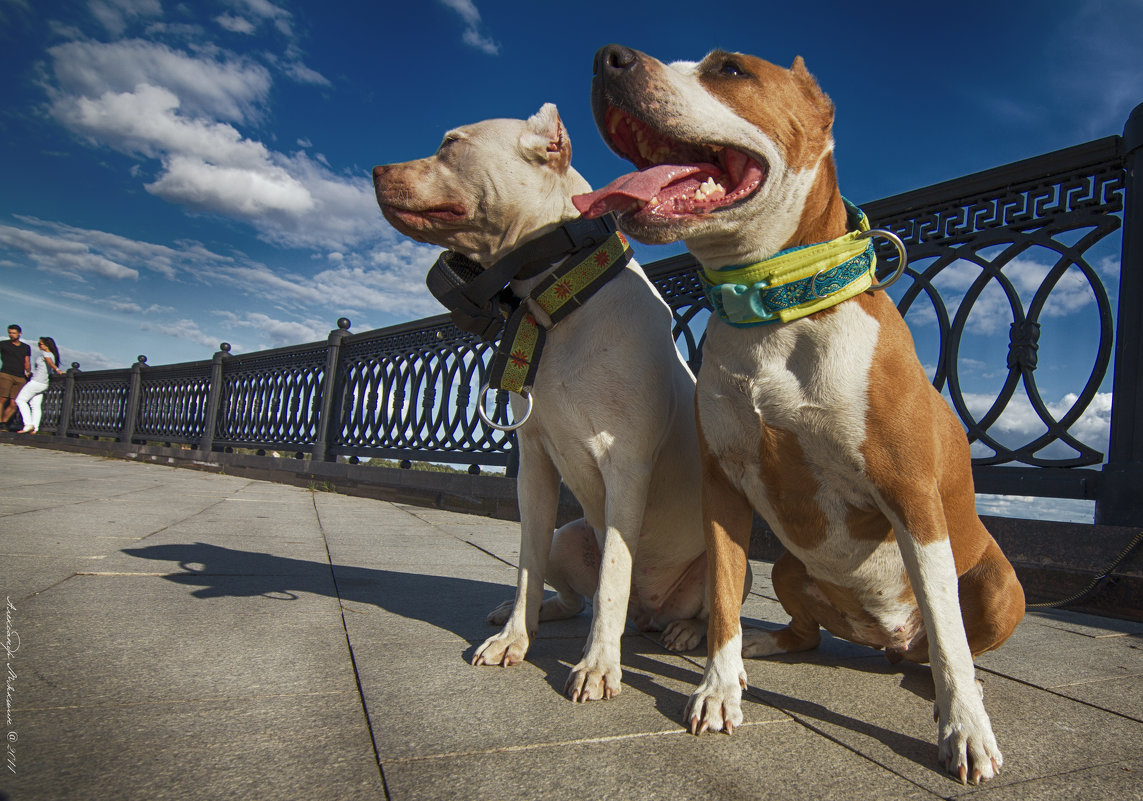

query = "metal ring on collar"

[476,383,533,432]
[859,228,909,291]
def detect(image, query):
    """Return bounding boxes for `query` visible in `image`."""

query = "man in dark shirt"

[1,324,31,428]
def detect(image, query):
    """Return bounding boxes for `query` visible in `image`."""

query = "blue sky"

[1,0,1141,517]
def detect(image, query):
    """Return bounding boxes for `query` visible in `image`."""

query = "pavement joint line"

[312,490,391,798]
[6,478,259,604]
[462,538,518,570]
[0,481,174,519]
[974,664,1143,724]
[380,718,796,765]
[969,759,1143,797]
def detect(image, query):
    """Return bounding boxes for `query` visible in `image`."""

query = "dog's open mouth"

[573,108,767,221]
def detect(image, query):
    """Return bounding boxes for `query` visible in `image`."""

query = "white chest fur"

[696,300,914,614]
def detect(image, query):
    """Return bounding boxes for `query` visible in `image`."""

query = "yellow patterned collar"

[703,199,906,326]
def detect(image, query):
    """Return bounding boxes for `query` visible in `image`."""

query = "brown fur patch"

[696,52,834,174]
[758,423,829,550]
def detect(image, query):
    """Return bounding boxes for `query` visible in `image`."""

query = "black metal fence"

[35,103,1143,526]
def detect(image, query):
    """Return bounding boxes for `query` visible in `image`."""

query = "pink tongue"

[573,163,712,218]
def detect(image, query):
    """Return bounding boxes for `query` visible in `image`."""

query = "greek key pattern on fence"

[862,139,1123,469]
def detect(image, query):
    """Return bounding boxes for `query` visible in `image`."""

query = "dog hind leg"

[742,551,823,657]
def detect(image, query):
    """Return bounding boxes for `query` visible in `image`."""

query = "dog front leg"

[887,494,1003,784]
[472,436,561,668]
[685,434,754,734]
[564,468,651,702]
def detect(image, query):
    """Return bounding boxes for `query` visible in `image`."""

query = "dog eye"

[438,134,462,151]
[719,59,745,77]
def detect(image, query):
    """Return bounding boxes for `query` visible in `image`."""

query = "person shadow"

[122,541,945,778]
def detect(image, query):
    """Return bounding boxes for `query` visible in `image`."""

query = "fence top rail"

[861,135,1124,221]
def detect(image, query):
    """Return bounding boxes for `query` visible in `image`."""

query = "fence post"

[198,343,230,453]
[57,362,79,438]
[120,355,146,444]
[312,318,351,463]
[1097,101,1143,526]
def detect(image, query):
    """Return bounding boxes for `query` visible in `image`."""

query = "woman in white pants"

[16,336,63,434]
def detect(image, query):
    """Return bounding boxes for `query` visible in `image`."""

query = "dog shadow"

[123,542,944,778]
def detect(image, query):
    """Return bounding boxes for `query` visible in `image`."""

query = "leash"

[425,215,632,432]
[702,198,908,327]
[1025,528,1143,610]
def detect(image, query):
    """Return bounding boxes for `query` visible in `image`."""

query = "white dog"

[577,47,1024,783]
[373,104,726,702]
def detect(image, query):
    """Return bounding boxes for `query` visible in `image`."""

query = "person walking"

[0,324,31,430]
[15,337,64,434]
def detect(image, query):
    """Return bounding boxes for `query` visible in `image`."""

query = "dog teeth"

[693,177,725,202]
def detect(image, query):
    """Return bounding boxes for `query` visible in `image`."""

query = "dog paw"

[472,629,531,667]
[936,707,1003,784]
[740,627,783,658]
[661,618,705,652]
[564,650,622,702]
[685,671,747,735]
[484,600,514,626]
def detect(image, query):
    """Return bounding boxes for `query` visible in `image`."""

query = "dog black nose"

[594,44,639,75]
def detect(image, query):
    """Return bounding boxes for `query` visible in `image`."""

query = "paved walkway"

[1,443,1141,800]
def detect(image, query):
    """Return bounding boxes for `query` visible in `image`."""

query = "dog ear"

[522,103,572,173]
[790,56,835,132]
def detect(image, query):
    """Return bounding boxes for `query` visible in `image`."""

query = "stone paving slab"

[2,443,1142,801]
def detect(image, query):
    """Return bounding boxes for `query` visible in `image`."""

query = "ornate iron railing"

[35,103,1143,525]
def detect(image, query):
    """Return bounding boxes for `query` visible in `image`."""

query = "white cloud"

[48,39,271,124]
[975,494,1094,524]
[438,0,499,55]
[58,346,123,372]
[1,217,232,281]
[215,13,256,34]
[45,40,374,250]
[282,59,332,87]
[214,310,326,348]
[909,255,1103,336]
[0,224,138,280]
[199,238,444,319]
[140,317,230,351]
[959,390,1111,463]
[147,153,316,217]
[235,0,295,38]
[88,0,162,37]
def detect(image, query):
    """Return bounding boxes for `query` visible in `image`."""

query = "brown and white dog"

[373,104,725,703]
[575,46,1025,784]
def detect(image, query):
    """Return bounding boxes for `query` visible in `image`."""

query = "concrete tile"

[355,635,786,763]
[0,553,102,601]
[382,718,939,801]
[5,691,383,801]
[1047,672,1143,721]
[737,653,1143,796]
[337,561,523,646]
[1024,607,1143,639]
[966,758,1143,800]
[976,623,1143,689]
[11,574,355,709]
[101,535,334,576]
